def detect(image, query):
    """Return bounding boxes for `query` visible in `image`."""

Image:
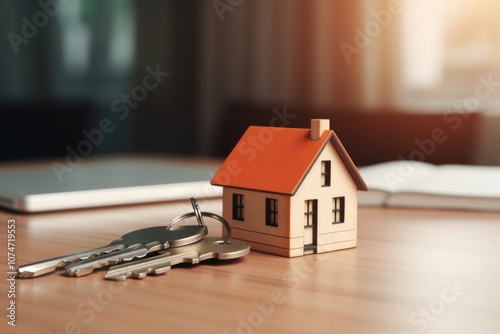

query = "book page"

[359,161,500,210]
[358,160,437,193]
[396,164,500,198]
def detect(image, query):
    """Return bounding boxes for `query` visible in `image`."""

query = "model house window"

[232,193,244,221]
[265,198,278,227]
[332,197,345,224]
[304,200,318,226]
[321,161,331,187]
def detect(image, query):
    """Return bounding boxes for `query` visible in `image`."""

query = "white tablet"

[0,157,222,212]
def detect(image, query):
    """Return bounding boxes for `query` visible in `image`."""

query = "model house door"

[304,200,318,254]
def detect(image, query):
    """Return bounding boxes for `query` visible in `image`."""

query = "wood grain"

[1,202,499,334]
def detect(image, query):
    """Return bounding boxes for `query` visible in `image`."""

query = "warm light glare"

[402,0,445,90]
[402,0,500,92]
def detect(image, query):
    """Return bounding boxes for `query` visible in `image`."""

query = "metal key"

[104,237,250,280]
[17,225,208,278]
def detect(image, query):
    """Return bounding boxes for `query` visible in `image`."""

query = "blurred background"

[1,0,499,166]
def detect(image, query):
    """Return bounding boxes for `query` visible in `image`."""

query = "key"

[64,225,209,277]
[104,237,250,280]
[17,225,208,278]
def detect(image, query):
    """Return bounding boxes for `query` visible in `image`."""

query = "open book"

[358,161,500,211]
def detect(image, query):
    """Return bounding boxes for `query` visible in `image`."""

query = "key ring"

[167,198,232,244]
[190,197,204,226]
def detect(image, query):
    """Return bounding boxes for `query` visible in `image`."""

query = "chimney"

[310,119,330,140]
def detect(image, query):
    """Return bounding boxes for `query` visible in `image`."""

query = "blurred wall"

[196,0,368,155]
[0,0,200,161]
[195,0,500,165]
[1,0,499,165]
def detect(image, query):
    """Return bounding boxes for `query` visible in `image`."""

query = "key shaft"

[65,225,208,277]
[17,225,207,278]
[17,242,125,278]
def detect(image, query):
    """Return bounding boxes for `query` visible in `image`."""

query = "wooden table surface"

[1,200,499,334]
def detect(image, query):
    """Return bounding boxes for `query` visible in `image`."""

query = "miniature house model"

[211,119,368,257]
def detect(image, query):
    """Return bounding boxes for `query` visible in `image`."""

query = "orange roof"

[211,126,367,195]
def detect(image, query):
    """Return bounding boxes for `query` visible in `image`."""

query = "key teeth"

[104,273,123,281]
[66,267,93,277]
[66,252,150,277]
[17,270,35,278]
[136,272,148,279]
[110,275,128,281]
[66,258,122,277]
[105,265,173,281]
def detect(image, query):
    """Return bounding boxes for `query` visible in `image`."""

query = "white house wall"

[221,188,294,254]
[291,143,359,253]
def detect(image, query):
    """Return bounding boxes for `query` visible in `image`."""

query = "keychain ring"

[168,212,231,244]
[190,197,204,226]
